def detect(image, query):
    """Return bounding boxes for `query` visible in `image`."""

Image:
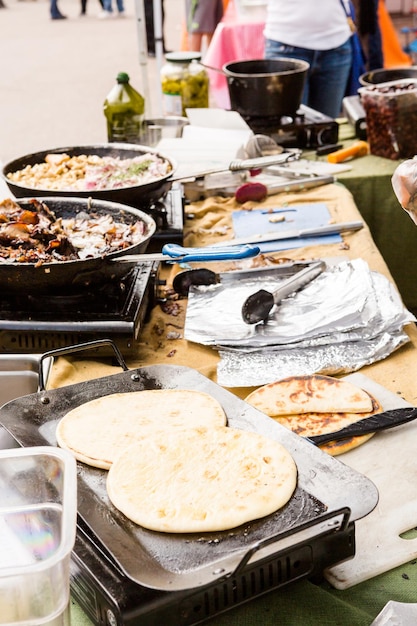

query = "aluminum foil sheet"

[217,330,410,387]
[183,259,416,387]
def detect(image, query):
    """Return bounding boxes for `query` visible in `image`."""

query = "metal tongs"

[177,150,302,182]
[242,260,325,324]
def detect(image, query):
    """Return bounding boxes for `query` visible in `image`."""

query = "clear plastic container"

[0,446,77,625]
[161,52,209,116]
[359,79,417,159]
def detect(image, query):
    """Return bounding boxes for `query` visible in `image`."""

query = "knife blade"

[210,220,364,247]
[307,406,417,446]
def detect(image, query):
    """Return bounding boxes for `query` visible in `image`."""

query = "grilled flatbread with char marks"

[245,375,382,456]
[245,374,373,416]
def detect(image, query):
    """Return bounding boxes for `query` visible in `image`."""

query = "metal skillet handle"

[38,339,128,392]
[227,507,351,578]
[161,243,261,263]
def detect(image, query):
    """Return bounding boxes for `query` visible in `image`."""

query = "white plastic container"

[0,446,77,625]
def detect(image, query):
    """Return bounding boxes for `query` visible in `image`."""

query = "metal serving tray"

[0,354,52,407]
[0,357,378,592]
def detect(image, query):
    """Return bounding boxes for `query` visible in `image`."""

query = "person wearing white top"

[264,0,353,118]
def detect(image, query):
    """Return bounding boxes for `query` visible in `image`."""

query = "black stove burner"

[242,104,339,149]
[0,186,184,354]
[70,503,354,626]
[0,262,158,354]
[0,267,141,322]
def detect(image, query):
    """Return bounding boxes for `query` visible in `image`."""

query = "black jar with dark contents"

[161,52,209,117]
[359,80,417,160]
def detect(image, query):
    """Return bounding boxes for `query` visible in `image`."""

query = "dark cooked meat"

[0,198,147,264]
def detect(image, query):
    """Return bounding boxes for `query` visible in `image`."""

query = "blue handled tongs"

[114,242,260,264]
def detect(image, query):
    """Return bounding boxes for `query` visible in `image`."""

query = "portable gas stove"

[0,359,378,626]
[0,262,158,355]
[0,186,184,356]
[242,104,339,149]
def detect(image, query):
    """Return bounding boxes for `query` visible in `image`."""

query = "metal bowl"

[1,143,177,209]
[223,58,310,119]
[359,66,417,86]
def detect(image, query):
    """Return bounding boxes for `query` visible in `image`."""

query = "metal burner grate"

[242,104,339,149]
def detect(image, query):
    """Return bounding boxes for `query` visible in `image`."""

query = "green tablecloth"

[323,122,417,313]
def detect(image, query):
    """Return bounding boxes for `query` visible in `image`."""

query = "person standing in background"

[351,0,383,70]
[264,0,352,118]
[50,0,66,19]
[99,0,124,18]
[80,0,103,16]
[186,0,223,52]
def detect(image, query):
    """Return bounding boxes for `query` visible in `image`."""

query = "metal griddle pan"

[0,341,378,592]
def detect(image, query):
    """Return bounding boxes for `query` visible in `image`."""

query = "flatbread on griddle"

[106,425,298,533]
[245,375,382,456]
[245,374,373,417]
[56,389,227,469]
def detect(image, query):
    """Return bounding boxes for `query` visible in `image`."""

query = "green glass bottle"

[103,72,145,143]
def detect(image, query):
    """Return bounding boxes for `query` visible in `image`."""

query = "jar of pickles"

[161,52,209,116]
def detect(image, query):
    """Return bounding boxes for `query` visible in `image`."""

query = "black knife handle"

[307,406,417,446]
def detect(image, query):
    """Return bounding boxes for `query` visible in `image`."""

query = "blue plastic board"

[231,203,341,252]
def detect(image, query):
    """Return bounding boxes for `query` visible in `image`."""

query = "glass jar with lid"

[161,51,209,116]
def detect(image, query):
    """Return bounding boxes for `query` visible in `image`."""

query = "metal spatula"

[241,260,326,324]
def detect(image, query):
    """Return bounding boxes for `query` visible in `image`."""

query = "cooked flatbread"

[107,426,297,533]
[56,389,227,469]
[245,374,373,416]
[276,394,382,455]
[245,376,382,456]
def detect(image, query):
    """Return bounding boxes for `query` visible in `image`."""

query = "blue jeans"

[50,0,62,17]
[102,0,124,12]
[264,38,352,118]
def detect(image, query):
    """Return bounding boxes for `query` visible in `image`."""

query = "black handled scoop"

[241,260,326,324]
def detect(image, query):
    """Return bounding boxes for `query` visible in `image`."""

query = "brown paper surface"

[48,183,417,405]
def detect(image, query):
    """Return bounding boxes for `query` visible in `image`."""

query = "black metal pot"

[1,143,178,209]
[359,66,417,86]
[0,197,156,292]
[223,58,310,119]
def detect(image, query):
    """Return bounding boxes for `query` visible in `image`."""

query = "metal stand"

[134,0,164,117]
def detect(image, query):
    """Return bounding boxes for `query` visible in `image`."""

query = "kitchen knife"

[307,406,417,446]
[234,175,335,203]
[113,242,261,264]
[210,220,364,247]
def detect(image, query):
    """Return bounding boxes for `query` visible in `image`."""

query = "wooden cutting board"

[325,372,417,589]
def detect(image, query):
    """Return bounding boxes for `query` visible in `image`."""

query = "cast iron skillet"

[1,143,177,209]
[0,196,156,293]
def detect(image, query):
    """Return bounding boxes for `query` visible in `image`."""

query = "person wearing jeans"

[264,0,352,118]
[99,0,124,18]
[50,0,67,19]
